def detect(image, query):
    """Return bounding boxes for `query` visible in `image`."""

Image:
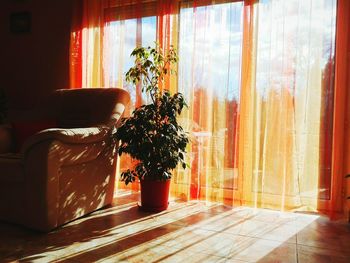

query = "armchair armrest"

[21,126,111,153]
[20,125,118,230]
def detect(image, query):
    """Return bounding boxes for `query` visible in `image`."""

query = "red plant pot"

[139,179,170,212]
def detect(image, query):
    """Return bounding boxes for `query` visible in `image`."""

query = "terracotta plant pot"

[139,179,170,212]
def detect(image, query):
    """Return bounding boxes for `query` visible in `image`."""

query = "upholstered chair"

[0,88,130,231]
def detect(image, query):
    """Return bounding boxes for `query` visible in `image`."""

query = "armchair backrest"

[52,88,130,128]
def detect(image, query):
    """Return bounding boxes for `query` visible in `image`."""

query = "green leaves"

[125,44,178,97]
[120,169,137,185]
[115,91,189,182]
[115,44,189,183]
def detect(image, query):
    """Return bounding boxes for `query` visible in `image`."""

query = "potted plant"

[114,44,189,212]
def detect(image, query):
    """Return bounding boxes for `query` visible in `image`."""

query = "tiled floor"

[1,192,350,263]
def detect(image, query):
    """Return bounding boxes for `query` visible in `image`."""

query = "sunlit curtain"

[173,0,244,205]
[238,0,337,211]
[70,0,339,213]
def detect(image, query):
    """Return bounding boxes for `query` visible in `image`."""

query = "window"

[72,0,338,211]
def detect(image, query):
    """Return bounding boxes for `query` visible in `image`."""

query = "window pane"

[104,16,157,105]
[177,1,244,194]
[254,0,336,200]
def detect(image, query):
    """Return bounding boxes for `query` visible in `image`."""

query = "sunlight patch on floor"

[40,200,321,263]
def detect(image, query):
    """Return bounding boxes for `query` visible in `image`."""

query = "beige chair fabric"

[0,88,130,231]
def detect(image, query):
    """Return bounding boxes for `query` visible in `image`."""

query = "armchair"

[0,88,130,231]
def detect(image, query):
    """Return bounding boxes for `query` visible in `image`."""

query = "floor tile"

[297,244,350,263]
[0,192,349,263]
[296,219,350,254]
[227,236,297,262]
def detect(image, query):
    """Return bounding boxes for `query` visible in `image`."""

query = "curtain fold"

[240,0,337,211]
[70,0,342,214]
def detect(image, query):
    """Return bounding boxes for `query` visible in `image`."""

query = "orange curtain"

[70,0,346,214]
[335,0,350,217]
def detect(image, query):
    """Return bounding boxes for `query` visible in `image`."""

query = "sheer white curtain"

[71,0,340,212]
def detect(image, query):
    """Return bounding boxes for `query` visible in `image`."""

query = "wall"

[0,0,73,110]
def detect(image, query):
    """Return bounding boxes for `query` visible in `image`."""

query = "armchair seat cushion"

[0,154,23,183]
